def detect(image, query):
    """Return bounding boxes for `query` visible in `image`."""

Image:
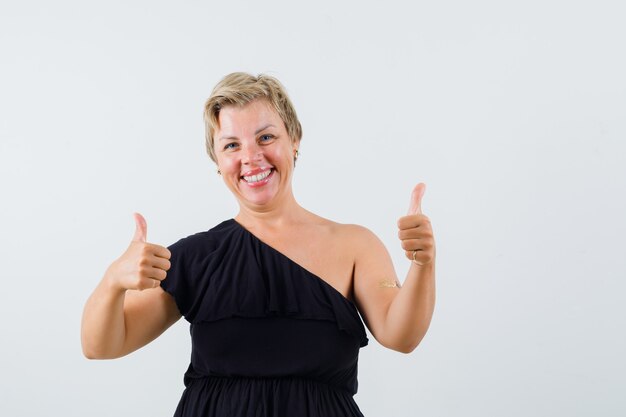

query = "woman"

[81,72,436,417]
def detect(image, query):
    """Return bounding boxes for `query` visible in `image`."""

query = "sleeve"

[160,237,191,317]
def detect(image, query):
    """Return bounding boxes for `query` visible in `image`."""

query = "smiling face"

[215,99,299,210]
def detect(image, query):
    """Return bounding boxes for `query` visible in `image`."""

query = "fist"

[105,213,172,291]
[397,183,435,266]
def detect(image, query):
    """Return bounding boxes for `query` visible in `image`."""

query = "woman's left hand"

[397,183,436,266]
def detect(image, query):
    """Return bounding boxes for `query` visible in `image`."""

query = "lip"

[240,167,273,177]
[240,167,274,188]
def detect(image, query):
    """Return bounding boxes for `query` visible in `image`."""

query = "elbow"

[81,339,105,360]
[81,345,119,360]
[383,334,424,354]
[81,336,119,360]
[81,344,100,360]
[81,330,101,359]
[396,341,419,354]
[82,350,98,360]
[395,325,432,354]
[81,332,96,359]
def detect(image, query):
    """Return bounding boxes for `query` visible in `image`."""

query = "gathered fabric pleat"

[175,376,365,417]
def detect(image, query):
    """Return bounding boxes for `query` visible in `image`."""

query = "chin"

[237,187,279,207]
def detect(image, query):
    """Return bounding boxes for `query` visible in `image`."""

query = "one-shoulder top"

[160,219,369,417]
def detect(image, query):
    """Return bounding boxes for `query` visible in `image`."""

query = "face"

[214,99,299,209]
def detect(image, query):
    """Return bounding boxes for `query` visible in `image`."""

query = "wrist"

[101,264,128,296]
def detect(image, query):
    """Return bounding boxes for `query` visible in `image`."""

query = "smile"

[241,168,273,184]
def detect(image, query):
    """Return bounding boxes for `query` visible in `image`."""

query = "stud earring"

[294,150,299,167]
[217,169,221,175]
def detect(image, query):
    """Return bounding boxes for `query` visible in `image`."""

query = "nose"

[241,141,263,165]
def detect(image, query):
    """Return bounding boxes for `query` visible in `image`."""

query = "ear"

[292,137,301,151]
[213,158,222,175]
[292,139,301,167]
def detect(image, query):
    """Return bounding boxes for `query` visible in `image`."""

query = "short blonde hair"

[203,72,303,163]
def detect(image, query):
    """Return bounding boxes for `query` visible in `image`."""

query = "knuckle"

[134,280,146,291]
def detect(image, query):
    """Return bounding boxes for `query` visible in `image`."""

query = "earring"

[294,150,299,167]
[217,169,221,175]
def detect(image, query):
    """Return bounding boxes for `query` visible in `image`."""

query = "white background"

[1,1,625,416]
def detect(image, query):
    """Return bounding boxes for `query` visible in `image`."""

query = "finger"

[137,277,160,291]
[150,245,171,260]
[405,249,423,259]
[403,237,434,251]
[405,250,433,265]
[132,212,148,242]
[401,239,422,251]
[151,256,171,271]
[398,228,429,240]
[146,266,168,281]
[142,242,171,259]
[407,183,426,215]
[397,214,430,230]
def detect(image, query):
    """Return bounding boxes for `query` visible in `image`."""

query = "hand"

[104,213,172,291]
[397,183,435,266]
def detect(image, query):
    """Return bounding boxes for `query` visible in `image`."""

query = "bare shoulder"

[306,215,385,263]
[327,222,383,249]
[303,211,374,239]
[320,219,399,346]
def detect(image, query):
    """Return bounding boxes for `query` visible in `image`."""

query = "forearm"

[383,260,436,353]
[81,275,127,359]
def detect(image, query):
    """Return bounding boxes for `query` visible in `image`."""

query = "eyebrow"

[218,124,276,141]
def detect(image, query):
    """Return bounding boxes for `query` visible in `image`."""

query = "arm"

[81,280,181,359]
[353,183,436,353]
[81,213,181,359]
[380,259,435,353]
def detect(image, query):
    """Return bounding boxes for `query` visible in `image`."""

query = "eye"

[223,142,238,150]
[259,134,274,143]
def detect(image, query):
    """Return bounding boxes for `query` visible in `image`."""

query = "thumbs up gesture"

[397,183,435,266]
[104,213,172,291]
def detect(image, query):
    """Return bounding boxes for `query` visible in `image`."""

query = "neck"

[235,190,306,231]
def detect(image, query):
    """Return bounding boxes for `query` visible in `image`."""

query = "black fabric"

[161,219,369,417]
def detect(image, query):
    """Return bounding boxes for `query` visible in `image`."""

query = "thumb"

[132,212,147,242]
[407,183,426,215]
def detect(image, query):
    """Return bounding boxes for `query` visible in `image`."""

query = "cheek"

[216,153,238,172]
[272,146,292,163]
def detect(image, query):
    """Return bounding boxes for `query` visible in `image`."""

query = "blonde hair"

[203,72,303,163]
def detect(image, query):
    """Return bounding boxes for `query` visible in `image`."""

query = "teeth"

[243,169,271,183]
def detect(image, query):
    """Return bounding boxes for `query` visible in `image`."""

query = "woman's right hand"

[104,212,172,292]
[81,213,179,359]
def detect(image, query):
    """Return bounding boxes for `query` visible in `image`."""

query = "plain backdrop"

[1,1,625,416]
